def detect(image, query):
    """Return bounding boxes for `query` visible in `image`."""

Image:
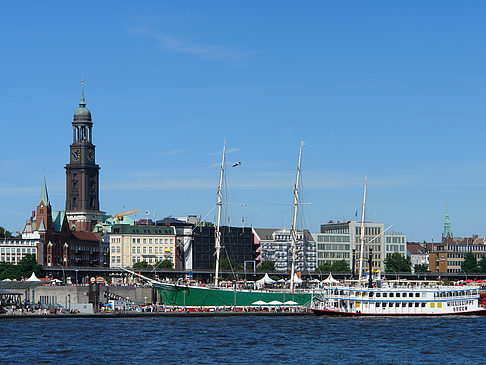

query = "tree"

[155,259,173,269]
[479,257,486,273]
[220,258,233,271]
[0,263,21,280]
[0,226,15,239]
[17,254,41,278]
[414,264,429,273]
[462,253,479,273]
[316,263,332,272]
[257,261,275,272]
[384,252,411,273]
[133,261,151,269]
[331,260,350,272]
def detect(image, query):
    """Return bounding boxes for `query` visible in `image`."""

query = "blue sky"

[1,2,486,241]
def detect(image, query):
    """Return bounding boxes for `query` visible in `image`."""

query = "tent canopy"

[286,273,303,284]
[26,272,41,282]
[256,273,276,286]
[323,273,339,284]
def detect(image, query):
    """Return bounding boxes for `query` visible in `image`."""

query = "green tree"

[478,256,486,273]
[330,260,350,272]
[462,253,479,273]
[220,258,233,271]
[133,261,151,269]
[155,259,173,269]
[0,226,15,239]
[316,263,332,272]
[257,261,275,272]
[384,252,411,273]
[414,264,429,273]
[17,254,41,278]
[0,263,21,280]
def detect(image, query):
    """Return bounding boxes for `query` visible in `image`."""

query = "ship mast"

[214,140,226,287]
[358,177,367,282]
[290,141,304,293]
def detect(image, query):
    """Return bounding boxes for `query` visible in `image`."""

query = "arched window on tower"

[72,197,77,209]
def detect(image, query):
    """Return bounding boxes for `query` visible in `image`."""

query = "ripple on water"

[0,316,485,364]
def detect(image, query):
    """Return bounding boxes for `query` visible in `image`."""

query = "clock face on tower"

[71,149,80,161]
[87,149,95,162]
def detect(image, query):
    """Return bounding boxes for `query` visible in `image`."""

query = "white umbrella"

[283,300,299,305]
[252,300,268,305]
[268,300,283,305]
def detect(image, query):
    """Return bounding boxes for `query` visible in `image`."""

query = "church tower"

[65,81,104,231]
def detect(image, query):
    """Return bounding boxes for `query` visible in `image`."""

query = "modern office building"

[253,228,316,272]
[313,220,407,273]
[191,226,256,271]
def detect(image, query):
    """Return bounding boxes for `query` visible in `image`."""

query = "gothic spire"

[443,204,452,239]
[39,172,50,206]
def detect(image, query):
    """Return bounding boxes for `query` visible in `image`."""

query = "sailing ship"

[151,141,314,307]
[310,179,486,316]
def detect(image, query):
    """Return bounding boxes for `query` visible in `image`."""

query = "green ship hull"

[154,283,313,307]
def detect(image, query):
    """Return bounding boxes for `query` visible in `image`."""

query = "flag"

[355,211,358,217]
[145,210,149,215]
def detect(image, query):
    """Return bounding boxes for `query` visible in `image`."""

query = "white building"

[313,221,407,273]
[253,228,316,272]
[0,238,41,264]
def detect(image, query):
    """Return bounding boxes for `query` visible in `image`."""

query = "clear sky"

[1,2,486,241]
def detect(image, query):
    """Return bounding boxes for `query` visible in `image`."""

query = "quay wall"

[4,286,156,307]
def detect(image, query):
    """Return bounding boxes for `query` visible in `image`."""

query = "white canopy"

[323,273,339,284]
[26,272,41,282]
[268,300,283,305]
[251,300,268,306]
[256,273,276,286]
[286,273,303,284]
[283,300,299,305]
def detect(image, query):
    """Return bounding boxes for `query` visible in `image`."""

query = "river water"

[0,315,484,364]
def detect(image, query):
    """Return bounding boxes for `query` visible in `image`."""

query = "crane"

[111,209,139,222]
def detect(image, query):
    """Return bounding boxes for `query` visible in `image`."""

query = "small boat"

[310,280,486,316]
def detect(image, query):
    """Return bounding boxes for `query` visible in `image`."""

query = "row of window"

[317,235,350,243]
[111,237,174,244]
[386,236,406,244]
[111,246,173,254]
[318,252,351,259]
[111,256,172,264]
[449,245,486,252]
[0,247,37,254]
[356,227,382,236]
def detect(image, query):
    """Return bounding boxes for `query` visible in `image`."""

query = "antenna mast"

[290,141,304,292]
[214,140,226,287]
[358,177,367,282]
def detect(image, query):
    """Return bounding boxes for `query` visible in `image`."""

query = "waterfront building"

[428,211,486,273]
[191,226,256,270]
[0,238,41,264]
[156,216,198,270]
[65,82,104,232]
[407,242,429,273]
[108,224,176,268]
[253,228,316,272]
[313,220,407,273]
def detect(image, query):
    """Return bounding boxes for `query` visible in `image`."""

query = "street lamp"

[58,264,65,284]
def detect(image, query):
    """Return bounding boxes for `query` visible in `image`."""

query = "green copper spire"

[79,78,86,107]
[39,173,50,206]
[443,205,452,239]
